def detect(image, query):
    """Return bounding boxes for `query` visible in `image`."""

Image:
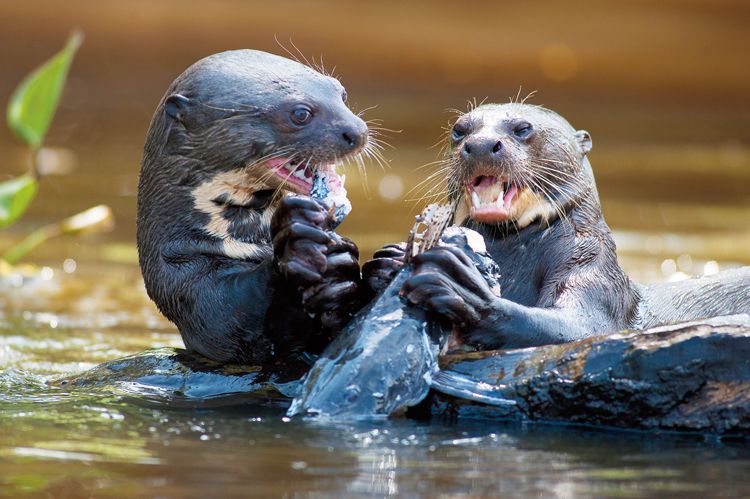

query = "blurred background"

[1,0,749,283]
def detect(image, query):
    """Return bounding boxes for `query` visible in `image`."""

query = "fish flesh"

[310,169,351,228]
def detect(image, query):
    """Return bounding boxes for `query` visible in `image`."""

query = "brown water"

[2,1,750,497]
[2,283,750,497]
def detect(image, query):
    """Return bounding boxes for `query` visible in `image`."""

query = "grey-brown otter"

[137,50,367,364]
[365,103,750,348]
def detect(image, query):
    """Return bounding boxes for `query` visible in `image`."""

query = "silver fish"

[287,204,502,419]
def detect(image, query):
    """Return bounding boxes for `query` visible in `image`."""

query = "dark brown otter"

[137,50,368,364]
[365,103,750,349]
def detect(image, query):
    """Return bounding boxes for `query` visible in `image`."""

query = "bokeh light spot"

[676,254,693,273]
[660,258,677,276]
[703,260,720,276]
[40,267,54,281]
[63,258,77,274]
[378,174,404,202]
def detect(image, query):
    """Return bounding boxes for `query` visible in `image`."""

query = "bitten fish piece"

[310,169,351,228]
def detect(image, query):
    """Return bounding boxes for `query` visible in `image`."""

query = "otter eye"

[291,106,313,126]
[341,91,348,103]
[513,122,533,138]
[451,123,469,142]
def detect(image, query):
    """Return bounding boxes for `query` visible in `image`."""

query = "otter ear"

[165,94,191,122]
[575,130,592,155]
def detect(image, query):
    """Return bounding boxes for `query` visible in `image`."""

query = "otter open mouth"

[466,175,522,223]
[265,157,345,196]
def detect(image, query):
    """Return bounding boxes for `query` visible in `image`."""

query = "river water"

[2,1,750,496]
[1,166,749,496]
[2,274,750,498]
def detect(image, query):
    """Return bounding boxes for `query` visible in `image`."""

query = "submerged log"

[50,347,305,407]
[53,315,750,434]
[433,314,750,435]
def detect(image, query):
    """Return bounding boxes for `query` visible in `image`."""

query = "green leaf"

[6,31,82,149]
[2,204,113,264]
[0,174,39,228]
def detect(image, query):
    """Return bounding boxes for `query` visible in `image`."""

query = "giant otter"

[364,103,750,349]
[137,50,368,364]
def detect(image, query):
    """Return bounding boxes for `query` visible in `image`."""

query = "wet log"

[433,314,750,435]
[51,347,305,407]
[53,315,750,435]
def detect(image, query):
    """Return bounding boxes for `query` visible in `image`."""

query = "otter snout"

[461,136,504,163]
[339,116,368,152]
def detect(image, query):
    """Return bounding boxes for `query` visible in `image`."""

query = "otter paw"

[271,195,332,284]
[300,233,364,328]
[401,246,495,328]
[303,280,362,329]
[362,242,407,295]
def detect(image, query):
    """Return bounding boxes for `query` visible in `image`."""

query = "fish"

[310,169,351,229]
[287,203,503,419]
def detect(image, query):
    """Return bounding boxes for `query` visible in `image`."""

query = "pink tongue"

[267,158,289,169]
[477,176,497,188]
[504,184,518,209]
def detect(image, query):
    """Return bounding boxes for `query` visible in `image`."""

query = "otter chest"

[481,226,557,307]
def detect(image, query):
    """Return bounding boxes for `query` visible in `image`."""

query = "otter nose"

[339,118,368,151]
[461,137,503,161]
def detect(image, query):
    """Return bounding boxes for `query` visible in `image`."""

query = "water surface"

[1,253,750,497]
[1,1,750,496]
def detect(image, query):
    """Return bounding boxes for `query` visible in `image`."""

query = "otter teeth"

[292,168,311,183]
[471,191,481,210]
[496,188,505,208]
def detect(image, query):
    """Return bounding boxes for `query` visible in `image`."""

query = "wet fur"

[400,102,749,349]
[137,50,366,363]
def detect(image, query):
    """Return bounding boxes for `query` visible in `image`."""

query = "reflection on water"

[3,356,750,498]
[2,265,750,497]
[1,132,749,498]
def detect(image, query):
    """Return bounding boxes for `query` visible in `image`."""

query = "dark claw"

[327,233,359,257]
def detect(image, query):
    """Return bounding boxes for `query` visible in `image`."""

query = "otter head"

[139,50,370,261]
[147,49,368,198]
[447,103,592,228]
